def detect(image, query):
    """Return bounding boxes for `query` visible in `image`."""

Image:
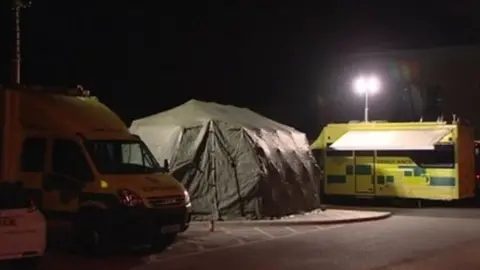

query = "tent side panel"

[257,131,298,216]
[289,131,322,208]
[170,125,216,217]
[211,122,263,219]
[273,132,309,215]
[130,125,182,165]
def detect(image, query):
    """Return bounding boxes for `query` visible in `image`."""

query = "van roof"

[15,90,128,135]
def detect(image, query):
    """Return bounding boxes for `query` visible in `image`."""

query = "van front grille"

[147,196,184,208]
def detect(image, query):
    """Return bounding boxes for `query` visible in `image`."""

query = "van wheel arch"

[74,206,108,234]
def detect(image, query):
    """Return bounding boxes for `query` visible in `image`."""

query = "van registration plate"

[161,224,181,233]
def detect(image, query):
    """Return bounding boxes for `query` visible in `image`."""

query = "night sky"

[1,1,480,138]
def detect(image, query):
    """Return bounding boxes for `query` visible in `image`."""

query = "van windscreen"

[85,140,161,174]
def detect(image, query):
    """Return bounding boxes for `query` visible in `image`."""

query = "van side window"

[21,138,46,172]
[52,139,92,182]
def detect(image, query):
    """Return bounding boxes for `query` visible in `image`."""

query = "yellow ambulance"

[311,120,476,201]
[0,85,191,255]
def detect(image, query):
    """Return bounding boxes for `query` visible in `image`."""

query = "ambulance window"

[52,139,93,182]
[418,144,455,168]
[378,145,455,168]
[21,138,46,172]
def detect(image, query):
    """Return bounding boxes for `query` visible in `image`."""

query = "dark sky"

[1,1,480,138]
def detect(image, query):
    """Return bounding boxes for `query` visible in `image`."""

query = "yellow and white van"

[0,85,191,255]
[311,120,476,201]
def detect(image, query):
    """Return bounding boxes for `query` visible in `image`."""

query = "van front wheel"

[14,257,41,269]
[151,233,177,251]
[73,209,111,257]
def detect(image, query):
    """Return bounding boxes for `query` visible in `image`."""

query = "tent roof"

[131,99,297,132]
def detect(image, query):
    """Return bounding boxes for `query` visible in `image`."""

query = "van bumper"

[108,205,191,242]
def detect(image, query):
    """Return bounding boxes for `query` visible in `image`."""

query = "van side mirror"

[163,159,170,173]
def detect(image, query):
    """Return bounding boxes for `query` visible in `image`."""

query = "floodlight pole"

[12,0,31,84]
[364,91,369,122]
[13,4,20,84]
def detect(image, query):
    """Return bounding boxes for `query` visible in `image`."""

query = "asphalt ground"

[136,207,480,270]
[24,205,480,270]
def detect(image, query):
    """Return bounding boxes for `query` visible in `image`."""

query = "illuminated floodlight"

[354,77,367,94]
[353,75,380,94]
[352,74,381,122]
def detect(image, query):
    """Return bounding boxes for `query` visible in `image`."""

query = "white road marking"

[143,224,345,265]
[219,226,245,245]
[182,240,206,251]
[218,226,231,234]
[253,227,275,239]
[320,224,343,230]
[284,226,298,234]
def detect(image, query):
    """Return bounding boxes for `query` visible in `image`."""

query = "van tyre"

[151,233,177,251]
[73,208,111,257]
[13,257,41,269]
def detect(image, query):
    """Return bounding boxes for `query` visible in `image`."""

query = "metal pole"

[13,5,21,84]
[12,1,31,85]
[364,91,369,122]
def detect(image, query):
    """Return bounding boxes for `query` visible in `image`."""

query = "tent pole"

[209,123,221,224]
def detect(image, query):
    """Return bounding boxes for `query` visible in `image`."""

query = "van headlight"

[184,190,191,207]
[118,188,144,207]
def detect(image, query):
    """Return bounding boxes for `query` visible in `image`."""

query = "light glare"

[368,76,380,93]
[354,77,367,94]
[353,75,381,95]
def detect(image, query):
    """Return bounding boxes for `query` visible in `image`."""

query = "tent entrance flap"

[330,129,452,151]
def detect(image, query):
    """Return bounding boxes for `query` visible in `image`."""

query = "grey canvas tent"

[129,100,321,220]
